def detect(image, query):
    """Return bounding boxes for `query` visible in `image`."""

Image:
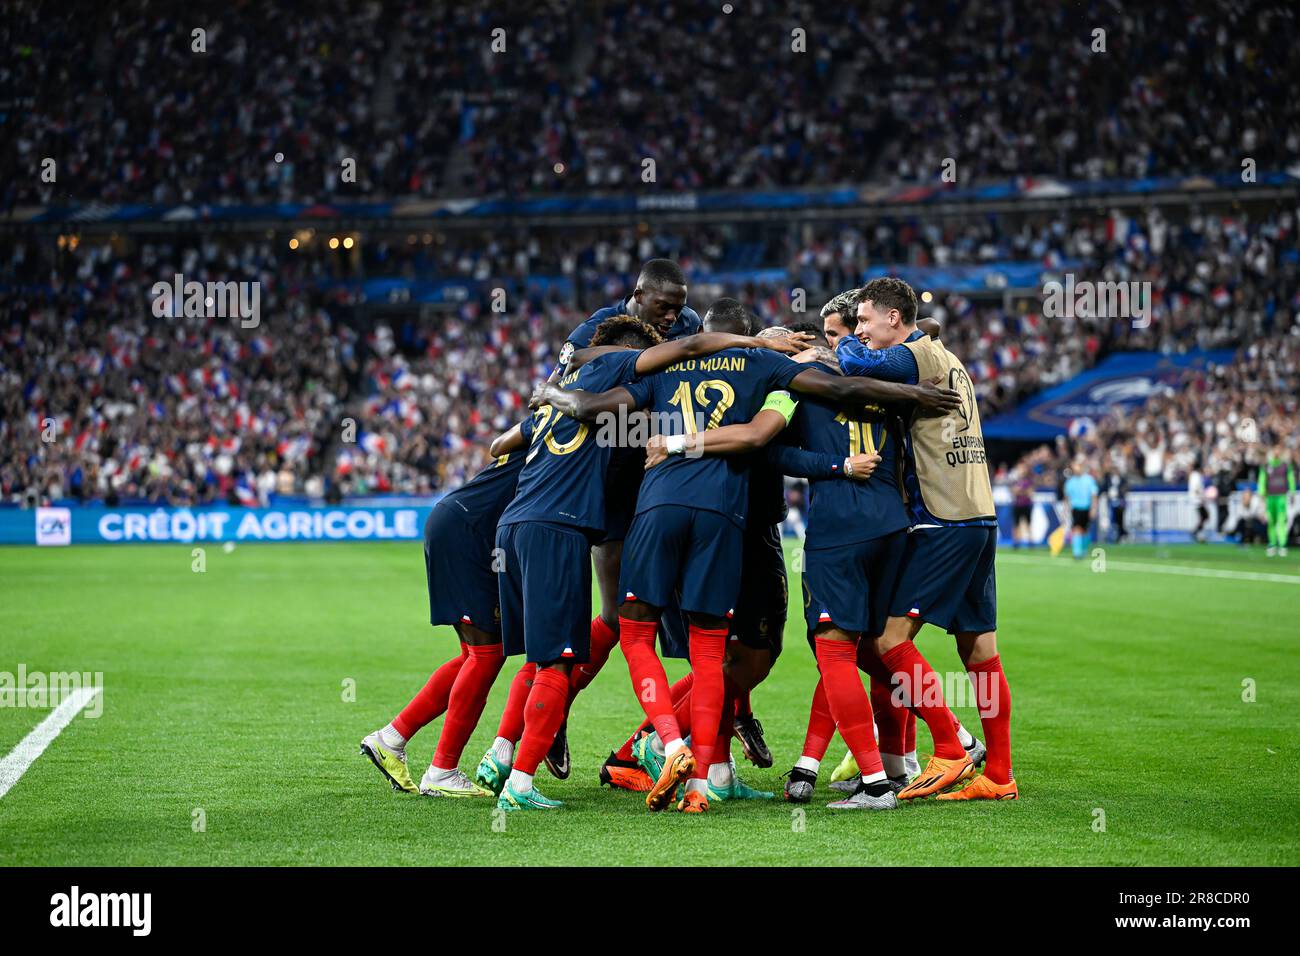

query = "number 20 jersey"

[498,349,643,535]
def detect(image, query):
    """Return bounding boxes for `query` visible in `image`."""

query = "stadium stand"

[7,1,1298,207]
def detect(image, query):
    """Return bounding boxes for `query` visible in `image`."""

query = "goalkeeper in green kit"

[1257,445,1295,556]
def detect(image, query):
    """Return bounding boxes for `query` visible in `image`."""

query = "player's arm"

[564,345,623,374]
[645,410,880,480]
[835,337,920,382]
[643,392,880,480]
[528,382,640,422]
[645,407,789,468]
[633,331,810,375]
[487,414,537,457]
[765,443,880,482]
[645,390,796,465]
[489,422,526,458]
[788,366,961,413]
[918,316,942,338]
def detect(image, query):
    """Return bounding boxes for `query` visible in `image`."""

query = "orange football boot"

[646,747,695,812]
[677,790,709,813]
[937,774,1019,800]
[600,754,654,792]
[897,754,974,799]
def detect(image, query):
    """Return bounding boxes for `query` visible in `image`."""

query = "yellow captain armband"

[760,389,798,424]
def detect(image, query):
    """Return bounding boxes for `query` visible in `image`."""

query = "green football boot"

[475,746,511,796]
[829,749,859,784]
[359,729,418,794]
[632,732,666,782]
[707,757,774,801]
[497,781,564,812]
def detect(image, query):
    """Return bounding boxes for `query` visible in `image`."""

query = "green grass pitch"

[1,539,1297,866]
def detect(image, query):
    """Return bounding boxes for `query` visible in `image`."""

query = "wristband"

[665,435,688,456]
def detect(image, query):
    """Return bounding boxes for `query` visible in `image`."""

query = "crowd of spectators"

[6,1,1296,209]
[2,200,1296,503]
[1001,338,1299,512]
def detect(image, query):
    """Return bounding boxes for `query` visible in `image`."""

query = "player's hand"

[645,435,669,469]
[914,376,962,412]
[794,345,839,367]
[529,382,558,410]
[845,453,881,480]
[753,331,814,355]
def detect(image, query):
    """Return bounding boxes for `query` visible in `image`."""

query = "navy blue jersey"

[500,350,641,533]
[788,362,909,549]
[436,415,535,540]
[557,298,702,373]
[634,348,802,528]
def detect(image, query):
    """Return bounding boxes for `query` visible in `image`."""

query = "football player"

[359,419,535,797]
[838,278,1017,800]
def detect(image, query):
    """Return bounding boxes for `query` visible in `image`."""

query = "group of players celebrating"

[360,258,1018,814]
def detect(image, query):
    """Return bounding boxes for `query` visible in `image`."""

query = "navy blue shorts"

[802,530,906,643]
[889,525,998,634]
[658,601,691,660]
[732,522,788,659]
[620,505,743,619]
[496,521,597,663]
[424,503,500,633]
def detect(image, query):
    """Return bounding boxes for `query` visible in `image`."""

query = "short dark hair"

[819,289,858,320]
[589,316,664,348]
[703,297,753,335]
[784,320,827,346]
[857,277,918,325]
[637,258,687,290]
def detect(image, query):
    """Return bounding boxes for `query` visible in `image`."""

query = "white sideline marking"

[998,553,1300,585]
[0,687,101,800]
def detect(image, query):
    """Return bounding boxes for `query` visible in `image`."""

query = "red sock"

[512,667,570,776]
[673,684,693,738]
[618,616,680,743]
[735,688,752,717]
[905,711,917,754]
[879,641,965,759]
[802,677,836,761]
[432,643,505,769]
[967,655,1013,784]
[495,662,536,744]
[869,676,907,756]
[815,637,883,777]
[856,648,908,759]
[714,674,737,764]
[569,616,618,705]
[392,643,468,739]
[687,625,728,778]
[615,672,693,760]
